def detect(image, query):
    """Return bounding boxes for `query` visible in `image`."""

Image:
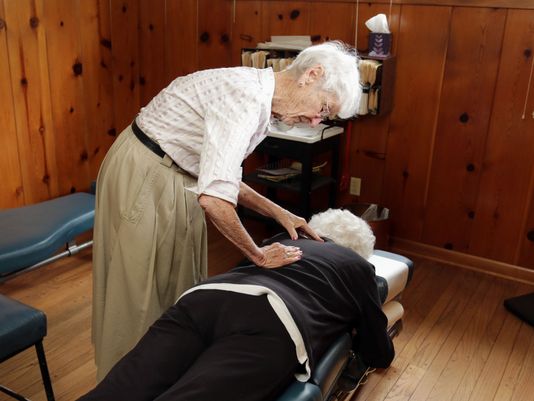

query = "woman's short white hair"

[285,41,361,119]
[308,208,375,259]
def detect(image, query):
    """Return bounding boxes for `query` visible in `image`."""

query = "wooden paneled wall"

[0,0,533,275]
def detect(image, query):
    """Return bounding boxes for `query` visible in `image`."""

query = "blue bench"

[276,250,413,401]
[0,192,95,279]
[0,192,95,400]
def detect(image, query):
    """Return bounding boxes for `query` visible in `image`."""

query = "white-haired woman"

[79,213,392,401]
[92,41,362,380]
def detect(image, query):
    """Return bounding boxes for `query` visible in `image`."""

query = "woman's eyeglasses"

[319,102,331,120]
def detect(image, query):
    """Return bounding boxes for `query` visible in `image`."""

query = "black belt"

[132,120,166,158]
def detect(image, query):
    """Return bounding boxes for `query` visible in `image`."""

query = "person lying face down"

[77,209,394,401]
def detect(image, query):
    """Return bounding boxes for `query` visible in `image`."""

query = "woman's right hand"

[254,242,302,269]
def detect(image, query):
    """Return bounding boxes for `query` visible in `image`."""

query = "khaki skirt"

[91,125,207,381]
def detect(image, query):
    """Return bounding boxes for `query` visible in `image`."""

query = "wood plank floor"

[0,222,533,401]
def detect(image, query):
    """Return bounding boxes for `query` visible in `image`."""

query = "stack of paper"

[267,122,344,143]
[257,35,312,50]
[256,161,327,182]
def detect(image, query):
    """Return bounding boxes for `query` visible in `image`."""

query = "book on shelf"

[255,161,327,182]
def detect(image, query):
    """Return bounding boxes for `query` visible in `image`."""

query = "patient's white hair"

[309,209,375,259]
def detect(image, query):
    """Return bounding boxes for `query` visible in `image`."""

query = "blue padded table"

[276,250,413,401]
[0,192,95,279]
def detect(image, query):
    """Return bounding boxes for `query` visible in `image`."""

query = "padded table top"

[0,193,95,276]
[371,250,413,303]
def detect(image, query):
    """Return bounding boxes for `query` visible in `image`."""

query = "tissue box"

[368,33,391,58]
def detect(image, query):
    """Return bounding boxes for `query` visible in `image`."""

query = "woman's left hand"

[275,208,323,241]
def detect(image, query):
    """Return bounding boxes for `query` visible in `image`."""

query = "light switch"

[350,177,361,196]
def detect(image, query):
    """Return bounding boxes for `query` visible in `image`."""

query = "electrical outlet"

[350,177,361,196]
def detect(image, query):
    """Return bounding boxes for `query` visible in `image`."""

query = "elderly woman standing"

[92,40,361,380]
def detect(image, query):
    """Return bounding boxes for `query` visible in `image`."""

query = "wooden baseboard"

[390,237,534,285]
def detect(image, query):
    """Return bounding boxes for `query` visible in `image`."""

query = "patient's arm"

[198,193,301,268]
[238,182,322,241]
[349,260,395,368]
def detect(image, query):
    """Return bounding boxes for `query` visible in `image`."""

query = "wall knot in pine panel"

[72,62,83,76]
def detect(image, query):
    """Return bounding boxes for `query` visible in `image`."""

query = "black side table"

[243,127,342,219]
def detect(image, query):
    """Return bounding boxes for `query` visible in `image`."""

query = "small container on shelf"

[368,33,392,59]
